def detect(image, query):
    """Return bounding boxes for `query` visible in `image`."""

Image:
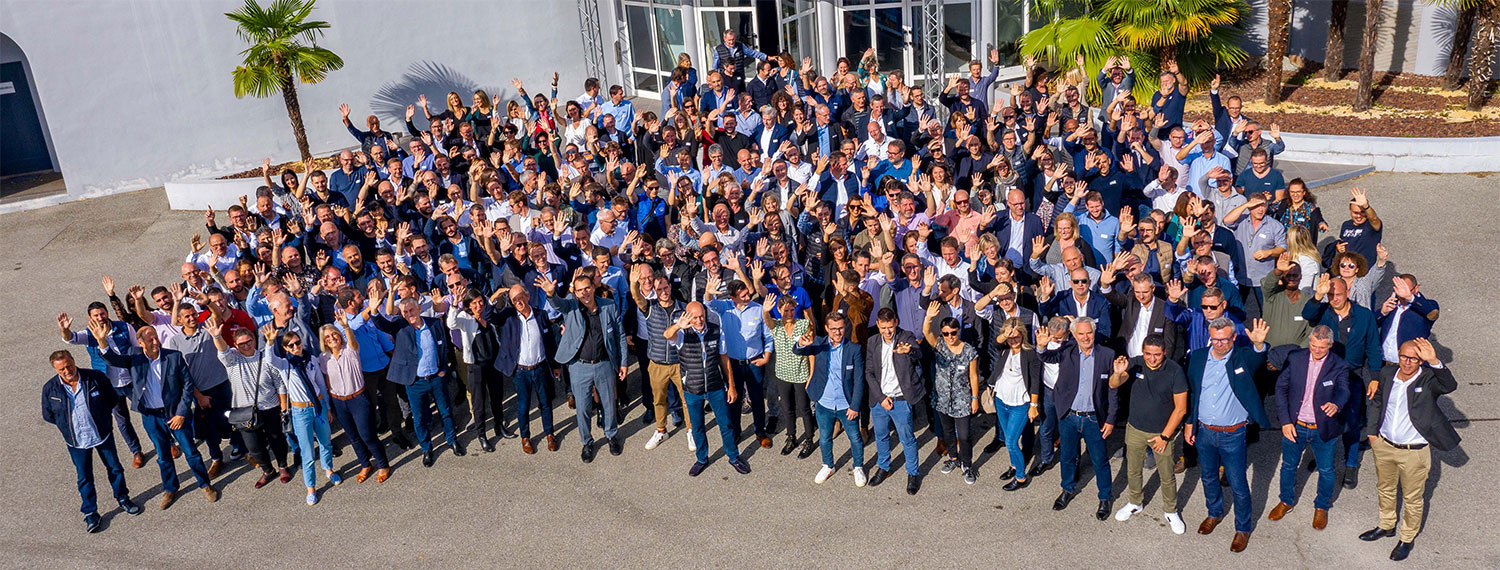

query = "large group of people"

[44,30,1457,561]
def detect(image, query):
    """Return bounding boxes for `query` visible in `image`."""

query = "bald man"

[497,285,559,454]
[665,302,749,476]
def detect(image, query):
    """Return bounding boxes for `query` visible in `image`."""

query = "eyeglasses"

[1201,303,1223,310]
[1397,355,1422,362]
[941,331,959,338]
[1071,279,1090,284]
[1208,337,1234,344]
[1339,263,1357,269]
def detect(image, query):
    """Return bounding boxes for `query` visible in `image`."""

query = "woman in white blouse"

[990,317,1043,491]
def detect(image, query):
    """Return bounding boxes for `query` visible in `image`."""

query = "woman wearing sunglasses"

[272,329,341,505]
[922,303,981,484]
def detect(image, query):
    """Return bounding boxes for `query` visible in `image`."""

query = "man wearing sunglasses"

[1165,282,1245,354]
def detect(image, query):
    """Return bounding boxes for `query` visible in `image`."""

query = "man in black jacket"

[1358,338,1461,561]
[864,308,926,495]
[1037,316,1119,521]
[42,351,143,533]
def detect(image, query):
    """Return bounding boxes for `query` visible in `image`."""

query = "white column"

[817,0,839,74]
[978,0,995,59]
[680,0,702,77]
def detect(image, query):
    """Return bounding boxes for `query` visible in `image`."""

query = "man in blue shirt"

[335,288,407,451]
[43,351,144,533]
[327,150,369,206]
[598,85,635,131]
[1063,191,1122,263]
[1184,317,1269,552]
[706,281,773,448]
[796,313,868,487]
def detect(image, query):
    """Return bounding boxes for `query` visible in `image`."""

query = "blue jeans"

[1059,411,1112,500]
[511,366,555,439]
[1340,377,1369,468]
[871,399,919,476]
[1280,422,1338,509]
[1195,422,1254,532]
[728,359,766,440]
[1035,387,1059,465]
[684,389,739,465]
[111,383,142,454]
[568,360,617,446]
[815,403,864,468]
[330,394,386,469]
[289,405,334,488]
[67,434,130,516]
[995,399,1031,478]
[405,375,458,452]
[140,409,211,492]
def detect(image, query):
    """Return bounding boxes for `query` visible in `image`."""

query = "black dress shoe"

[608,437,623,456]
[999,467,1016,481]
[868,468,888,487]
[478,436,494,453]
[1053,490,1077,511]
[1343,466,1360,489]
[797,440,817,459]
[1096,500,1112,521]
[422,451,436,467]
[119,499,142,516]
[730,460,752,475]
[581,442,596,463]
[1360,527,1397,541]
[906,474,922,495]
[452,444,467,457]
[84,513,103,533]
[499,426,519,439]
[781,438,797,456]
[1390,540,1413,561]
[1028,459,1056,479]
[984,438,1003,454]
[1003,477,1030,491]
[765,417,779,435]
[688,461,707,477]
[331,446,342,458]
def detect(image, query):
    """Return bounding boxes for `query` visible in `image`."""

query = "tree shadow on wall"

[370,61,506,132]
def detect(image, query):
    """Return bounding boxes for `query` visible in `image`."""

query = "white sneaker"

[815,465,835,484]
[1114,502,1143,521]
[852,467,868,487]
[1165,512,1186,534]
[686,429,697,451]
[643,430,668,450]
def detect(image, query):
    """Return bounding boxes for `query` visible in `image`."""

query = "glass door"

[910,0,974,83]
[779,0,818,66]
[623,1,685,97]
[840,3,909,77]
[701,3,760,65]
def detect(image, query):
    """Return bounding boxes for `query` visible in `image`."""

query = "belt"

[290,401,314,408]
[1381,436,1428,450]
[517,363,544,371]
[1296,420,1317,430]
[417,373,442,380]
[141,407,166,416]
[332,388,365,401]
[1201,422,1247,433]
[1064,410,1098,419]
[577,358,604,365]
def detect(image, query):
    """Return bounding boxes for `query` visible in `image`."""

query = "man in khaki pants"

[1107,335,1190,534]
[630,267,691,451]
[1359,338,1460,562]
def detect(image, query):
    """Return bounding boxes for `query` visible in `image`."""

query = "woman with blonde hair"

[1284,225,1320,291]
[470,89,495,136]
[421,91,470,124]
[988,317,1042,490]
[1045,211,1098,267]
[318,316,390,485]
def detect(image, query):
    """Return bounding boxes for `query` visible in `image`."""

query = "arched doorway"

[1,33,58,180]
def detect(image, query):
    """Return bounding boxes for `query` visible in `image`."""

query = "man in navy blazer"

[1375,275,1439,366]
[1039,267,1114,340]
[97,325,217,508]
[1184,316,1269,551]
[1037,316,1119,520]
[42,351,143,532]
[495,285,559,453]
[376,296,465,466]
[541,272,628,462]
[1301,275,1381,485]
[797,312,867,486]
[983,188,1046,267]
[1270,325,1351,530]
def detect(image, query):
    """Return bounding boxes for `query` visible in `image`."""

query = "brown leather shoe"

[375,467,391,483]
[546,435,559,452]
[567,394,576,409]
[522,438,536,454]
[159,491,177,510]
[758,435,772,449]
[934,440,948,457]
[1312,508,1328,530]
[1174,457,1186,474]
[1198,516,1223,535]
[1230,531,1250,552]
[355,467,373,483]
[132,452,146,469]
[207,460,223,479]
[203,486,219,503]
[1268,502,1293,521]
[171,445,181,459]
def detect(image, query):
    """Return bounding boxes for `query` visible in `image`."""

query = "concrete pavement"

[0,174,1496,568]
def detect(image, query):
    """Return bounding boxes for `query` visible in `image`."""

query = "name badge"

[1135,373,1144,379]
[49,396,62,402]
[846,365,854,370]
[1233,367,1244,374]
[1293,316,1305,321]
[1100,373,1109,379]
[1322,380,1334,387]
[1414,387,1423,393]
[1153,327,1164,333]
[90,391,100,397]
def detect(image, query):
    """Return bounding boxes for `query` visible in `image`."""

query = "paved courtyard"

[0,173,1495,568]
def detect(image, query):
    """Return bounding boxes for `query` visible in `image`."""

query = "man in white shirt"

[863,309,926,495]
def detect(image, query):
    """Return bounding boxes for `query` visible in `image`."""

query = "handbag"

[980,385,996,415]
[226,358,264,431]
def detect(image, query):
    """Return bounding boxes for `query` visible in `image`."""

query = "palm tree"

[1322,0,1350,81]
[1353,0,1382,112]
[1020,0,1250,101]
[1442,4,1477,90]
[227,0,344,162]
[1264,0,1292,104]
[1429,0,1498,110]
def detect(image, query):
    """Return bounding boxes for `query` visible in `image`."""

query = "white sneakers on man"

[686,429,696,451]
[815,465,835,484]
[1114,503,1143,521]
[1165,512,1186,534]
[852,467,868,487]
[643,430,668,450]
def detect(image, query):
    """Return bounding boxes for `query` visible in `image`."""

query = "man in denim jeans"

[1185,317,1270,552]
[796,312,867,487]
[1270,326,1350,532]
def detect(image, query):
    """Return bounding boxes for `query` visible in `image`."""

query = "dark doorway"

[1,61,53,176]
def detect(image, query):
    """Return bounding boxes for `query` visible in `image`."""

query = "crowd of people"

[43,30,1457,561]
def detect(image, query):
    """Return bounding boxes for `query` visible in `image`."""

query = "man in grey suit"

[538,272,628,463]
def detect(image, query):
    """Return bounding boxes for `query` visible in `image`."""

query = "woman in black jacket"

[989,317,1043,491]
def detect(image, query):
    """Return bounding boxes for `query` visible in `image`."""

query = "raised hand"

[340,103,351,119]
[1037,275,1055,300]
[1349,187,1370,209]
[1033,325,1054,348]
[101,276,116,297]
[1247,318,1270,346]
[58,312,73,332]
[1113,355,1129,375]
[1414,337,1438,365]
[797,328,816,347]
[1165,278,1186,303]
[1211,74,1221,91]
